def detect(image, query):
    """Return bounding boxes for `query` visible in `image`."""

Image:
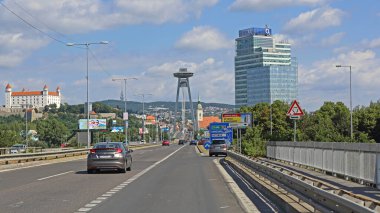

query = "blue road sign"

[204,141,211,150]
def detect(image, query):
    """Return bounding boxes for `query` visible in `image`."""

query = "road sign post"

[287,100,304,142]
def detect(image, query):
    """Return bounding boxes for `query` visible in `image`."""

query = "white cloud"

[0,0,218,67]
[321,32,345,46]
[0,33,49,67]
[229,0,327,11]
[284,7,344,33]
[299,50,380,110]
[175,26,234,51]
[143,58,234,103]
[1,0,218,34]
[367,38,380,48]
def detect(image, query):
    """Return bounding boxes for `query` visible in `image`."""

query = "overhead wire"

[11,0,74,43]
[1,1,114,77]
[0,1,67,45]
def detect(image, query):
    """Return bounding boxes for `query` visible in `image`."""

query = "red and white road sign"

[287,100,304,117]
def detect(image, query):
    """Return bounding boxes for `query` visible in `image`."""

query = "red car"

[162,140,170,146]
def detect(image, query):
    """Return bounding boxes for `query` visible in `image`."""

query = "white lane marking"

[37,170,74,181]
[0,157,85,173]
[220,206,230,209]
[97,197,108,200]
[85,204,97,208]
[77,207,91,212]
[75,145,186,212]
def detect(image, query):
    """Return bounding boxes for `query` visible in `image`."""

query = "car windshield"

[94,143,121,149]
[212,140,226,145]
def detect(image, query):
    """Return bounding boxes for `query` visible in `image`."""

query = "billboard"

[222,113,252,128]
[111,126,124,132]
[79,119,107,130]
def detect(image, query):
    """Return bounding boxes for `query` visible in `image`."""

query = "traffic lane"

[0,145,167,191]
[0,145,180,213]
[91,145,244,213]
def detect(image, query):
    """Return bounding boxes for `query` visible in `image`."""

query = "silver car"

[209,140,228,157]
[87,142,132,173]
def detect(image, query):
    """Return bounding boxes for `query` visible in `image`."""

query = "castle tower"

[43,85,48,106]
[5,84,12,108]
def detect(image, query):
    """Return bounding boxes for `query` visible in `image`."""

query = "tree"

[34,117,70,147]
[241,127,266,157]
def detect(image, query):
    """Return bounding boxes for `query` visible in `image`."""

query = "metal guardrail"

[0,143,159,166]
[227,150,379,213]
[267,141,380,187]
[0,149,89,166]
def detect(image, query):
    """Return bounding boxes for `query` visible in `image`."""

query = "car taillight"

[90,149,96,154]
[116,148,123,153]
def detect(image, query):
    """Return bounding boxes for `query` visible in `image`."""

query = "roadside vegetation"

[238,100,380,157]
[0,102,166,148]
[1,100,379,151]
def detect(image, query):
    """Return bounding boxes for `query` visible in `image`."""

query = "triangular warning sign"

[287,100,304,116]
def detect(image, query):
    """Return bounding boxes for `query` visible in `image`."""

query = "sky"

[0,0,379,112]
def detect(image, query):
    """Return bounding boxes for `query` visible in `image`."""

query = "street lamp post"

[336,65,353,140]
[112,77,137,145]
[67,41,108,148]
[136,93,152,142]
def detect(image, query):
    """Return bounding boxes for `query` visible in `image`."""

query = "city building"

[235,26,298,108]
[5,84,61,109]
[196,98,221,130]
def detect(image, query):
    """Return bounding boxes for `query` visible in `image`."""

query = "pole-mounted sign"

[287,100,304,142]
[287,100,304,119]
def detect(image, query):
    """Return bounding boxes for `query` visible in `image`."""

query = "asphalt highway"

[0,144,244,213]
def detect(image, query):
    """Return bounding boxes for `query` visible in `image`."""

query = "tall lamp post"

[67,41,109,148]
[136,93,152,142]
[336,65,353,140]
[112,77,137,145]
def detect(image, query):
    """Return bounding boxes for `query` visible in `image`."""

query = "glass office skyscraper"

[235,26,298,108]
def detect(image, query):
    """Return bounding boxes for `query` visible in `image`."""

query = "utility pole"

[112,77,137,145]
[136,93,152,142]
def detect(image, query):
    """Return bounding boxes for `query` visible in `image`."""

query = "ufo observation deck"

[173,68,193,78]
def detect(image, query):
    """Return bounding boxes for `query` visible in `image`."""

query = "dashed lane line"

[74,145,186,213]
[37,170,74,181]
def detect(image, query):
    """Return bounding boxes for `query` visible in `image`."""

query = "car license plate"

[215,147,220,150]
[99,155,112,158]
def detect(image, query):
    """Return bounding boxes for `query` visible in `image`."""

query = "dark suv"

[178,139,185,145]
[209,140,227,157]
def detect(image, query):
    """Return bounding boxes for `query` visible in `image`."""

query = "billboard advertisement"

[222,113,252,128]
[111,126,124,132]
[79,119,107,130]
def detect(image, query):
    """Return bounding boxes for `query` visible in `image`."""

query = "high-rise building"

[235,26,298,108]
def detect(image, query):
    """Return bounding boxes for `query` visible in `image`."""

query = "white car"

[10,144,27,154]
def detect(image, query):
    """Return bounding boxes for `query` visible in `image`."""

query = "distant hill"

[98,99,235,114]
